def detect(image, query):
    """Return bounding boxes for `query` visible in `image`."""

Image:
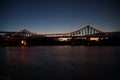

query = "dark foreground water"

[0,46,120,80]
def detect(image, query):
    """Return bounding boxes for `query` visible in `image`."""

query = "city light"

[58,38,71,41]
[90,37,99,41]
[21,40,26,46]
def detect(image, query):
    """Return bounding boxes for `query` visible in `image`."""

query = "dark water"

[0,46,120,80]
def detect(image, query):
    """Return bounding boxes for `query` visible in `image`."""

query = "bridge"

[0,25,109,38]
[0,25,110,46]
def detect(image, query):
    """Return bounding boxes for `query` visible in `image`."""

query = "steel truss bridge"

[1,25,109,39]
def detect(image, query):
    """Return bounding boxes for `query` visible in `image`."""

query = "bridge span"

[0,25,110,46]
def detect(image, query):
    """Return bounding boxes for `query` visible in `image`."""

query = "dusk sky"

[0,0,120,33]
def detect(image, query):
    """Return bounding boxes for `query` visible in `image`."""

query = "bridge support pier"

[86,37,90,45]
[86,37,90,41]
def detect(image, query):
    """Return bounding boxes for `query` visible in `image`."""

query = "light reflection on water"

[0,46,120,80]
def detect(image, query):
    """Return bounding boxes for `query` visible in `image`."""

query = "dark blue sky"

[0,0,120,33]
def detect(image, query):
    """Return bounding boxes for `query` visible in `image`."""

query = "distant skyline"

[0,0,120,33]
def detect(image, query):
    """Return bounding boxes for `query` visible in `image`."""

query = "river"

[0,46,120,80]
